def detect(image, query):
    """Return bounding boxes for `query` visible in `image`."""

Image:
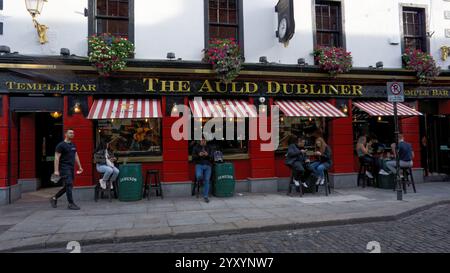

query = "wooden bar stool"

[143,170,163,200]
[401,167,417,193]
[94,179,118,202]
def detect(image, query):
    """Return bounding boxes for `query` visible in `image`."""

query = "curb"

[3,199,450,252]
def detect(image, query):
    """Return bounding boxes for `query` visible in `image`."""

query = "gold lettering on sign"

[143,78,159,92]
[352,85,363,96]
[199,80,214,93]
[245,82,258,94]
[267,81,281,94]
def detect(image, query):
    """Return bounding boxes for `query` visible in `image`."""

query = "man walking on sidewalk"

[50,129,84,210]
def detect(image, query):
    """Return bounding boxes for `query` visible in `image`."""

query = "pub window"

[402,7,427,52]
[96,118,162,157]
[188,118,249,155]
[278,117,328,152]
[89,0,134,41]
[314,0,342,47]
[205,0,244,52]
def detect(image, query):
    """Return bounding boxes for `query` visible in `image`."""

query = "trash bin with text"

[213,163,235,197]
[118,164,143,202]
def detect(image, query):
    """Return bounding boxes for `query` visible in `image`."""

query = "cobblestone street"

[25,204,450,253]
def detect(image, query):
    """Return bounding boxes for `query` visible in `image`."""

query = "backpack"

[213,150,224,163]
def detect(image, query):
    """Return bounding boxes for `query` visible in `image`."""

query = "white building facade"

[1,0,449,68]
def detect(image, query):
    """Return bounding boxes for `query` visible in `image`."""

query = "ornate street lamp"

[25,0,49,44]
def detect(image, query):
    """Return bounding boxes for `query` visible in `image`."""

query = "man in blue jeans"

[192,138,213,203]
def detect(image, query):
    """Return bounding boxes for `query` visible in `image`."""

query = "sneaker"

[315,177,321,185]
[99,179,106,189]
[293,179,300,187]
[110,182,114,190]
[302,182,309,188]
[379,169,390,176]
[319,178,325,185]
[68,203,81,210]
[366,171,374,179]
[204,197,210,203]
[50,197,57,208]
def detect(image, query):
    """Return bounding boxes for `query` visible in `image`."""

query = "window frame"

[204,0,245,58]
[312,0,345,49]
[400,6,428,53]
[88,0,135,43]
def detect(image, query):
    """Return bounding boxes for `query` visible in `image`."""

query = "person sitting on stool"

[386,134,414,178]
[309,137,332,186]
[285,135,309,189]
[94,140,119,190]
[192,137,213,203]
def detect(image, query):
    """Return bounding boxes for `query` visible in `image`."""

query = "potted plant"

[203,38,243,83]
[88,33,135,77]
[313,46,353,77]
[402,48,441,84]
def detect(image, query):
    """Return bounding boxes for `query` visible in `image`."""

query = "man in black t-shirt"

[50,129,84,210]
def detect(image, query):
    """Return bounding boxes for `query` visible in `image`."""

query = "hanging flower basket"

[88,33,135,77]
[203,38,243,83]
[313,46,353,77]
[402,48,441,84]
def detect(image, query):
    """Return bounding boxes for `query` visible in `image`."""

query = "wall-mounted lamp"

[297,58,306,66]
[60,48,70,56]
[167,52,176,60]
[377,116,382,122]
[171,103,178,114]
[376,61,383,69]
[25,0,49,44]
[0,45,11,55]
[73,102,81,114]
[259,56,268,64]
[340,104,349,114]
[50,111,62,119]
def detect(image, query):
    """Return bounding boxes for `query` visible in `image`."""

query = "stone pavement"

[1,182,450,252]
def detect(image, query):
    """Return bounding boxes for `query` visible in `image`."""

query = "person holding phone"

[50,129,83,210]
[308,137,332,186]
[285,135,309,189]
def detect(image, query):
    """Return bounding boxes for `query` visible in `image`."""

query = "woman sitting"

[309,137,332,185]
[94,140,119,190]
[285,135,309,189]
[356,136,377,179]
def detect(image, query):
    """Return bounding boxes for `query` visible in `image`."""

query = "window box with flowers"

[203,38,243,83]
[402,48,441,84]
[313,46,353,77]
[88,33,135,77]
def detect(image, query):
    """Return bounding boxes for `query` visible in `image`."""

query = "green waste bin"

[213,163,235,197]
[378,174,395,189]
[118,164,143,201]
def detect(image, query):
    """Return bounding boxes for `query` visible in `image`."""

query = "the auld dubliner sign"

[2,77,449,98]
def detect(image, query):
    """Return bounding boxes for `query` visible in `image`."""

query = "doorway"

[35,112,64,188]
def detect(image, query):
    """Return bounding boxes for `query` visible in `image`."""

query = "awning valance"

[189,99,257,118]
[274,100,346,117]
[87,99,163,119]
[353,101,422,116]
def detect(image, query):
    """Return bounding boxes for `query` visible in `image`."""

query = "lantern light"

[73,102,82,114]
[50,111,62,119]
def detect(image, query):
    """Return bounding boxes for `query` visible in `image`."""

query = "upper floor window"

[315,1,342,47]
[89,0,134,42]
[205,0,244,51]
[402,7,427,52]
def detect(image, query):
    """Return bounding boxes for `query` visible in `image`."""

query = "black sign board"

[275,0,295,45]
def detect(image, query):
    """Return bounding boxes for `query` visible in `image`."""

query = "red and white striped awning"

[274,100,346,117]
[87,99,163,119]
[353,101,422,116]
[189,99,258,118]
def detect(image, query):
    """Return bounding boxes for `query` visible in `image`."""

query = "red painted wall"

[64,96,94,187]
[439,100,450,115]
[19,114,36,179]
[400,116,421,168]
[275,155,291,178]
[328,99,355,173]
[0,95,9,188]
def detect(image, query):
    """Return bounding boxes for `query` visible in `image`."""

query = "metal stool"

[401,167,416,193]
[287,171,303,197]
[94,179,118,202]
[357,160,375,188]
[144,170,163,200]
[315,170,332,196]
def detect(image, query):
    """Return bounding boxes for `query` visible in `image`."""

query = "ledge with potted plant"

[402,48,441,84]
[203,38,243,83]
[88,33,135,77]
[313,46,353,77]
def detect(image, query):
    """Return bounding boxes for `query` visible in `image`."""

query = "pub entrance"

[420,101,450,175]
